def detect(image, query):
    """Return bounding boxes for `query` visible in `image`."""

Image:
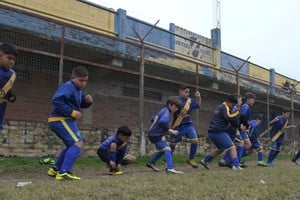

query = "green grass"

[0,155,299,200]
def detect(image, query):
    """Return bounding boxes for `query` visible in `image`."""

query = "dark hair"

[117,125,132,136]
[227,94,238,104]
[72,66,89,77]
[244,92,256,100]
[166,96,181,107]
[178,84,190,90]
[282,109,290,114]
[254,115,262,120]
[0,43,19,57]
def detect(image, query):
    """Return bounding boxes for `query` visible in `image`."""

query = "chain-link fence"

[1,6,299,147]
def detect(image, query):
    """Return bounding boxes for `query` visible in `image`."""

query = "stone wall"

[0,121,298,158]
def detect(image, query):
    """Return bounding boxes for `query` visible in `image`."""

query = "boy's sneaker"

[166,168,184,174]
[55,172,81,181]
[291,159,300,165]
[239,163,248,168]
[232,166,243,170]
[266,162,274,167]
[200,159,210,170]
[218,160,231,168]
[39,155,55,165]
[146,162,160,172]
[110,171,123,175]
[47,167,58,177]
[257,161,267,167]
[187,159,199,168]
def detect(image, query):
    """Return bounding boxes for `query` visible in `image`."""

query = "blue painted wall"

[221,52,249,75]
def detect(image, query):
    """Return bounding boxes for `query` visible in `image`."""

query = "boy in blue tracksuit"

[266,110,296,167]
[236,92,256,164]
[248,115,267,166]
[170,85,201,168]
[218,95,242,167]
[0,43,18,129]
[97,125,135,175]
[47,66,93,180]
[146,96,184,174]
[200,95,242,170]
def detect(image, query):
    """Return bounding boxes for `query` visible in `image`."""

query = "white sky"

[87,0,300,81]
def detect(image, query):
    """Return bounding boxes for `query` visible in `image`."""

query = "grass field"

[0,155,299,200]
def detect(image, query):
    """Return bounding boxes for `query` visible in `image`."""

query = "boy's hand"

[8,95,16,103]
[169,129,179,135]
[109,160,116,169]
[195,91,201,98]
[75,111,82,119]
[85,95,93,104]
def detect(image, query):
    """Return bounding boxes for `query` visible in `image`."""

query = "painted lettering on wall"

[174,26,213,63]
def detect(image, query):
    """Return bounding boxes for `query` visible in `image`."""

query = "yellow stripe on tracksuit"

[61,120,79,143]
[223,102,239,118]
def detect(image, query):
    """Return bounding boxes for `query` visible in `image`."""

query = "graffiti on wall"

[174,26,213,63]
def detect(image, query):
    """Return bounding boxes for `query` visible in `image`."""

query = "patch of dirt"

[0,159,297,182]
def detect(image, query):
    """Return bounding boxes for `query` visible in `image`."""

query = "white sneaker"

[166,168,185,174]
[232,166,243,170]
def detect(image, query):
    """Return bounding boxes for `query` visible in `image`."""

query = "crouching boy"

[97,125,135,175]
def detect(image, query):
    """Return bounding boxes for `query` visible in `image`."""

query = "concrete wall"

[0,121,298,158]
[0,0,115,35]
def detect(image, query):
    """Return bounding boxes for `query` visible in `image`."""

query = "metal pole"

[139,40,146,156]
[266,86,270,130]
[133,20,160,156]
[195,64,199,130]
[289,80,299,154]
[229,56,250,95]
[236,73,240,95]
[58,25,65,85]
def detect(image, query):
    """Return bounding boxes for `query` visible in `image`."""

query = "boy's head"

[166,96,181,113]
[244,92,256,107]
[226,94,238,109]
[254,115,262,125]
[0,43,18,69]
[178,84,190,99]
[282,109,291,118]
[71,66,89,90]
[117,125,132,142]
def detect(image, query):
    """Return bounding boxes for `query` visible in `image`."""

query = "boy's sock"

[272,150,280,162]
[267,150,276,163]
[231,157,239,167]
[204,154,214,163]
[189,143,198,160]
[164,149,173,169]
[60,145,81,173]
[242,146,248,157]
[236,145,244,162]
[0,102,7,129]
[170,143,176,154]
[223,151,231,163]
[149,151,164,164]
[257,151,263,161]
[54,147,68,170]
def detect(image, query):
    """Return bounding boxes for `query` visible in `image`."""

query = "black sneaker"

[200,159,210,170]
[292,159,300,165]
[146,162,160,172]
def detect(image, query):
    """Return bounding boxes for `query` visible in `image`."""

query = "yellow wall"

[248,63,269,82]
[0,0,115,35]
[275,74,300,89]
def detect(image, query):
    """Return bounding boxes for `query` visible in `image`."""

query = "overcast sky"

[88,0,300,81]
